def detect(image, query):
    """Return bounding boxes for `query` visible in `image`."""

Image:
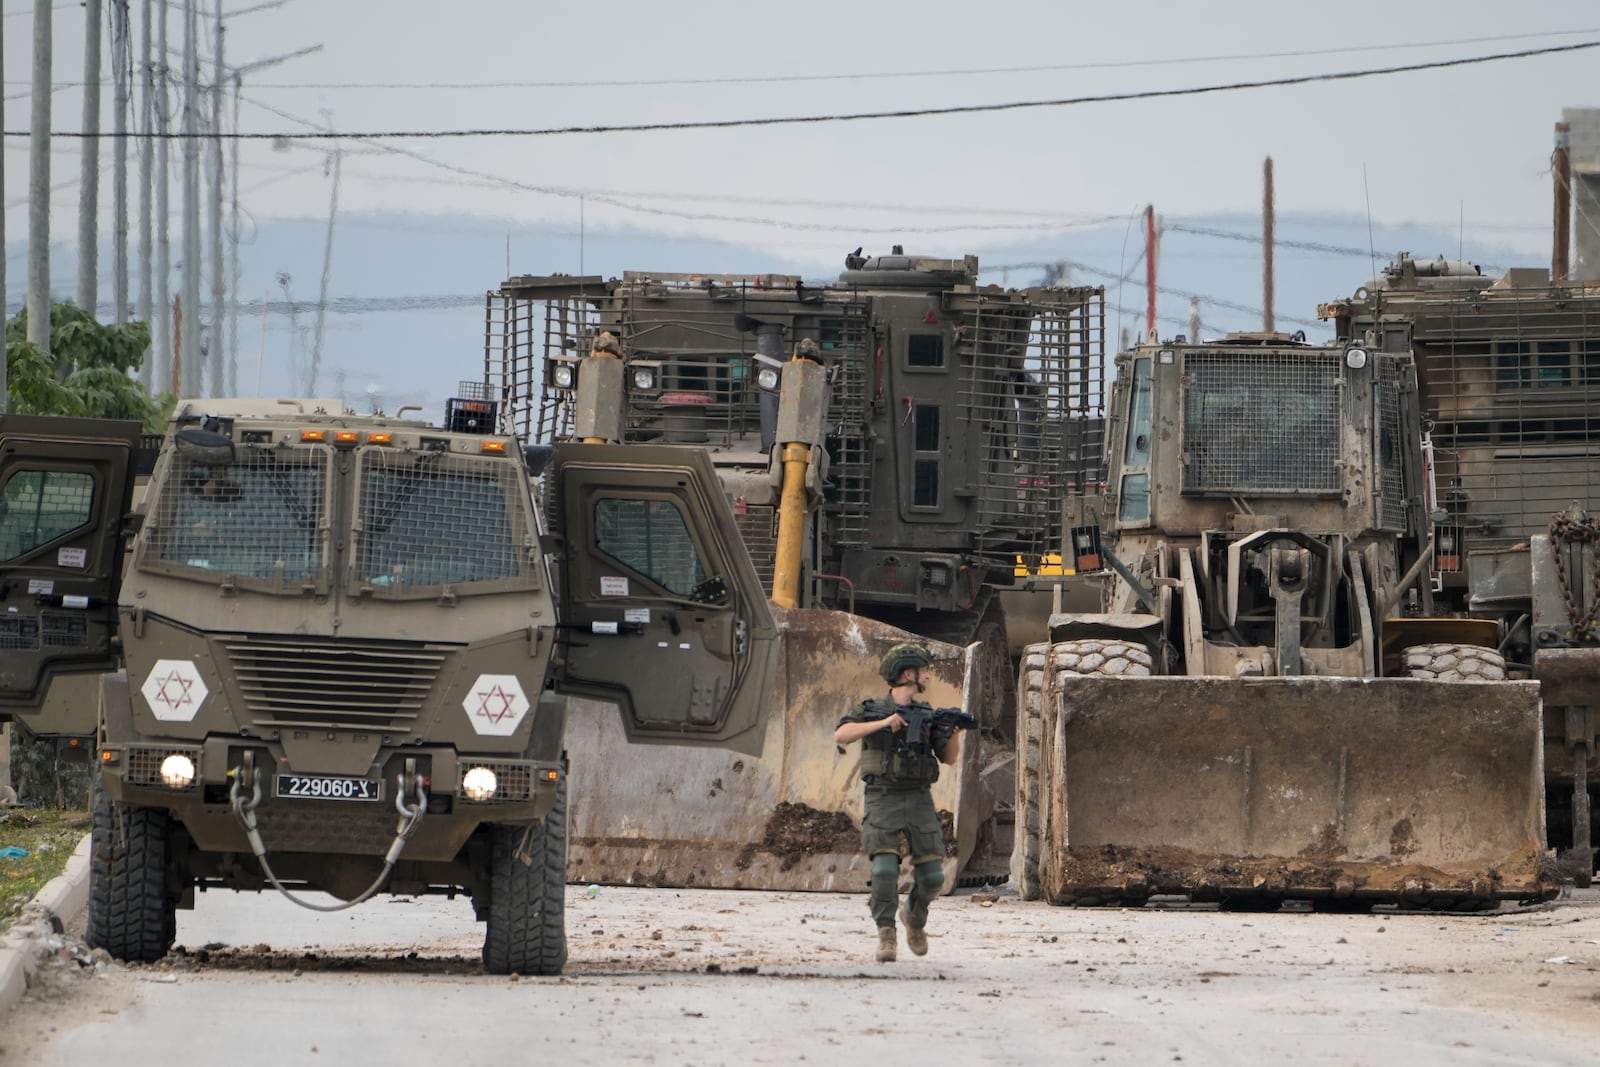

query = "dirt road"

[5,883,1600,1065]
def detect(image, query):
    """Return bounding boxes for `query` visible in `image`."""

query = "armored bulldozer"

[1320,255,1600,884]
[484,250,1107,890]
[0,397,778,973]
[1014,332,1548,910]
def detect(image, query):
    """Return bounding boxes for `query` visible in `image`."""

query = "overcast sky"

[4,0,1599,278]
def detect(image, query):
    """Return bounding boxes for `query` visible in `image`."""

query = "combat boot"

[899,904,928,956]
[876,926,897,962]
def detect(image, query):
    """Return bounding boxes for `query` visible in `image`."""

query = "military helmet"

[880,643,933,685]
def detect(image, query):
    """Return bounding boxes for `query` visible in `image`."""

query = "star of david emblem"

[461,674,529,737]
[141,659,209,722]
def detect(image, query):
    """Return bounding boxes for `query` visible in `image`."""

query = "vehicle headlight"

[756,366,781,392]
[552,363,575,388]
[1345,347,1368,370]
[462,766,498,801]
[160,753,196,789]
[631,366,656,391]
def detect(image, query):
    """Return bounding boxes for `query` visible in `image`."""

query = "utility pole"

[1,8,7,348]
[227,42,323,397]
[156,0,172,390]
[1262,156,1276,333]
[137,0,154,385]
[1189,297,1201,344]
[78,0,104,320]
[1143,205,1157,341]
[28,0,54,353]
[1554,122,1572,283]
[208,0,225,395]
[310,146,341,395]
[111,0,131,324]
[181,0,202,396]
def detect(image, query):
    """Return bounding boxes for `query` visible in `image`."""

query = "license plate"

[274,774,381,802]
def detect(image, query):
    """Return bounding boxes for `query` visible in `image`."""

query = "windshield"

[354,450,530,592]
[147,448,327,583]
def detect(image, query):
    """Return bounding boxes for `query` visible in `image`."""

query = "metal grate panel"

[355,450,531,590]
[459,760,535,804]
[124,744,202,790]
[1400,287,1600,550]
[960,287,1107,564]
[147,448,328,585]
[1375,355,1407,531]
[1182,352,1341,494]
[223,637,450,730]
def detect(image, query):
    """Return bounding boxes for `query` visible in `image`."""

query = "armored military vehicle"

[1014,333,1548,910]
[1320,255,1600,884]
[0,395,778,973]
[484,251,1106,890]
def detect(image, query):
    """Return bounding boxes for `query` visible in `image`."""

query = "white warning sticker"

[57,546,87,569]
[624,607,650,624]
[600,576,629,597]
[27,579,54,596]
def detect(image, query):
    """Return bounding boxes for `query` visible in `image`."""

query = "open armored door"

[0,415,142,724]
[550,443,778,756]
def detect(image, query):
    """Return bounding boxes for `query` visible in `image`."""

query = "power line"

[10,41,1597,142]
[140,27,1600,90]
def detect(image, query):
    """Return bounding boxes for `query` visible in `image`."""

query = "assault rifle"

[860,700,980,755]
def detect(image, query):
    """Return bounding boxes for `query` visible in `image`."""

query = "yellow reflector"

[368,432,392,445]
[541,769,559,781]
[481,440,507,453]
[334,430,360,444]
[301,430,326,442]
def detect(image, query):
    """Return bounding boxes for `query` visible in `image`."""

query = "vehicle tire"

[1011,643,1050,902]
[86,771,176,964]
[1050,638,1155,678]
[1402,643,1507,682]
[483,776,568,976]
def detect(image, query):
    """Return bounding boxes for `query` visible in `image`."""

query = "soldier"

[834,643,966,962]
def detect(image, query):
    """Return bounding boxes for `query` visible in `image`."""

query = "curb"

[0,833,92,1018]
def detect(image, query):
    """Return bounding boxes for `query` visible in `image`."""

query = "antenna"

[1362,163,1378,283]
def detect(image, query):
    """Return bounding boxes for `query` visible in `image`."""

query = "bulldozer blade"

[564,607,999,892]
[1037,676,1549,906]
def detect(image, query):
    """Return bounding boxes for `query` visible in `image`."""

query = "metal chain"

[1548,511,1600,635]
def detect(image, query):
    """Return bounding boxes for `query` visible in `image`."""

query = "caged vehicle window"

[356,453,520,587]
[594,497,707,596]
[155,453,326,581]
[0,470,95,562]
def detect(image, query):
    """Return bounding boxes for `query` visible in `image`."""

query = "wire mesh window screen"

[356,451,527,589]
[1182,352,1341,494]
[0,470,95,562]
[1375,355,1407,530]
[150,449,327,582]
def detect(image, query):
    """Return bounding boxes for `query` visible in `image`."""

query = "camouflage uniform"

[837,696,950,934]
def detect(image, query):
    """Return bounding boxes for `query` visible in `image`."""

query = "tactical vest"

[854,698,942,788]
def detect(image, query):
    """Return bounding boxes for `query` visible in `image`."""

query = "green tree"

[5,302,170,428]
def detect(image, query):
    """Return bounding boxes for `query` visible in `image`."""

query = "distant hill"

[8,210,1549,424]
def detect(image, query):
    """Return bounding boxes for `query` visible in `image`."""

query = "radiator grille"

[1182,351,1341,494]
[223,638,451,730]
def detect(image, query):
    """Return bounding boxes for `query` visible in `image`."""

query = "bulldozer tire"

[87,771,176,964]
[483,777,568,976]
[1011,643,1050,902]
[1402,643,1507,682]
[1049,638,1155,678]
